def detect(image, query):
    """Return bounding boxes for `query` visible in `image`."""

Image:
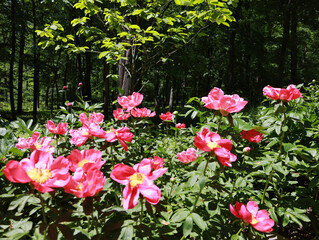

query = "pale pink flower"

[243,147,251,153]
[131,108,156,118]
[46,120,68,135]
[263,84,302,102]
[202,87,247,116]
[118,92,143,110]
[16,132,54,153]
[113,108,131,121]
[177,148,198,164]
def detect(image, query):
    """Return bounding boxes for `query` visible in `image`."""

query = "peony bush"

[0,83,318,239]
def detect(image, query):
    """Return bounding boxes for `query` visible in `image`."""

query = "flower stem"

[236,226,244,236]
[217,114,222,134]
[191,155,210,213]
[140,198,144,224]
[38,193,47,238]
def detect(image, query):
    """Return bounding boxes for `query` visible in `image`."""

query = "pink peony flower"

[243,147,251,153]
[194,128,237,167]
[78,82,83,87]
[113,108,131,121]
[202,87,248,116]
[177,148,198,164]
[263,84,303,102]
[64,168,105,198]
[63,86,68,90]
[3,150,70,193]
[131,108,156,118]
[176,123,186,129]
[16,132,54,153]
[159,112,174,121]
[67,102,72,107]
[240,129,264,143]
[67,149,105,172]
[105,127,134,151]
[230,201,275,233]
[118,92,143,110]
[46,120,68,135]
[70,113,106,146]
[110,161,167,209]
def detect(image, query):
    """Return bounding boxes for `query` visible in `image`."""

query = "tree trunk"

[290,0,297,83]
[84,50,92,101]
[32,0,40,121]
[278,1,291,85]
[17,0,25,115]
[118,48,131,96]
[9,0,17,120]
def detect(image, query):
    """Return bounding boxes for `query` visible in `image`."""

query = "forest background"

[0,0,319,120]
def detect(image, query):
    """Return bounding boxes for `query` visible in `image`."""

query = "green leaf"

[0,127,7,136]
[170,209,191,223]
[283,213,290,227]
[183,216,193,237]
[198,175,206,190]
[118,225,134,240]
[191,213,206,230]
[231,235,239,240]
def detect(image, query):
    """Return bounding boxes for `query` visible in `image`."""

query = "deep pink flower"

[67,149,105,172]
[131,108,156,118]
[111,161,167,209]
[16,132,54,153]
[3,150,70,193]
[67,102,72,107]
[177,148,198,164]
[243,147,251,153]
[202,87,248,116]
[118,92,143,110]
[176,123,186,129]
[230,201,275,233]
[64,168,105,198]
[63,86,68,90]
[159,112,174,121]
[78,82,83,87]
[194,128,237,167]
[263,84,303,102]
[46,120,68,135]
[105,127,134,151]
[240,129,264,143]
[113,108,131,121]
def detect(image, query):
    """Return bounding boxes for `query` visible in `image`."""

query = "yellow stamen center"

[34,143,43,150]
[27,168,52,184]
[251,216,258,225]
[76,183,83,192]
[129,173,145,188]
[78,159,93,168]
[206,141,219,149]
[82,129,89,136]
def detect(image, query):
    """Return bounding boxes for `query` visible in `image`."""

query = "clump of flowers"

[16,132,54,153]
[177,148,198,164]
[230,201,275,233]
[263,84,303,102]
[202,87,247,116]
[194,128,236,167]
[240,129,264,143]
[111,160,167,210]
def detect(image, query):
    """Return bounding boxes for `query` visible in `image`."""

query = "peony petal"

[3,160,31,183]
[111,164,135,185]
[139,183,161,205]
